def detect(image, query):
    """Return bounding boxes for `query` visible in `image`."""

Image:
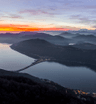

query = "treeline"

[0,75,95,104]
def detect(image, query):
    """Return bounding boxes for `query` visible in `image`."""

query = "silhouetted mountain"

[22,33,50,38]
[59,32,79,38]
[0,32,37,43]
[0,32,37,37]
[48,35,70,45]
[16,38,53,47]
[11,39,96,70]
[0,69,95,104]
[0,33,19,37]
[42,31,64,35]
[73,35,96,40]
[19,31,37,35]
[0,32,70,45]
[22,32,70,45]
[53,35,65,40]
[68,29,96,33]
[72,43,96,50]
[60,32,71,34]
[71,35,96,45]
[1,31,96,46]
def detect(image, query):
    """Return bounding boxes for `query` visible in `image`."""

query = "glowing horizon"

[0,24,71,32]
[0,23,95,33]
[0,0,96,32]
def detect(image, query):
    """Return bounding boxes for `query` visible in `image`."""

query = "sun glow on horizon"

[0,23,95,33]
[0,24,71,32]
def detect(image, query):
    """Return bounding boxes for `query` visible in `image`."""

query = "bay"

[0,43,96,93]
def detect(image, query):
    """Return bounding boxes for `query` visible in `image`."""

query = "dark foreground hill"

[0,69,95,104]
[11,39,96,70]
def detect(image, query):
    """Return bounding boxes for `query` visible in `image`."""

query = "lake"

[0,43,96,93]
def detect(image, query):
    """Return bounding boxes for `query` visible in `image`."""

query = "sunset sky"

[0,0,96,32]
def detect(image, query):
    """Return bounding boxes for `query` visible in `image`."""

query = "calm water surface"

[0,43,96,93]
[0,43,34,70]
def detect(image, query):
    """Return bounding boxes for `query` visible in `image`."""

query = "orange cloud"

[0,24,70,32]
[39,28,70,31]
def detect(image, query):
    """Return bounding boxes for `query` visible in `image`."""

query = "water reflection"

[21,62,96,93]
[0,43,34,70]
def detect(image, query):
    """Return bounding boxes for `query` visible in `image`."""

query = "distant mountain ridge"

[73,35,96,39]
[1,31,96,46]
[71,34,96,45]
[0,32,68,45]
[59,32,79,38]
[0,32,70,45]
[21,32,70,45]
[72,43,96,50]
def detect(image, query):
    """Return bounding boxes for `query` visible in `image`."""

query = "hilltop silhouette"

[11,38,96,71]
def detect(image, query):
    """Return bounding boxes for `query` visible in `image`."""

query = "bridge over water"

[15,58,50,72]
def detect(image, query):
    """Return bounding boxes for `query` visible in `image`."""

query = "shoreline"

[0,68,96,101]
